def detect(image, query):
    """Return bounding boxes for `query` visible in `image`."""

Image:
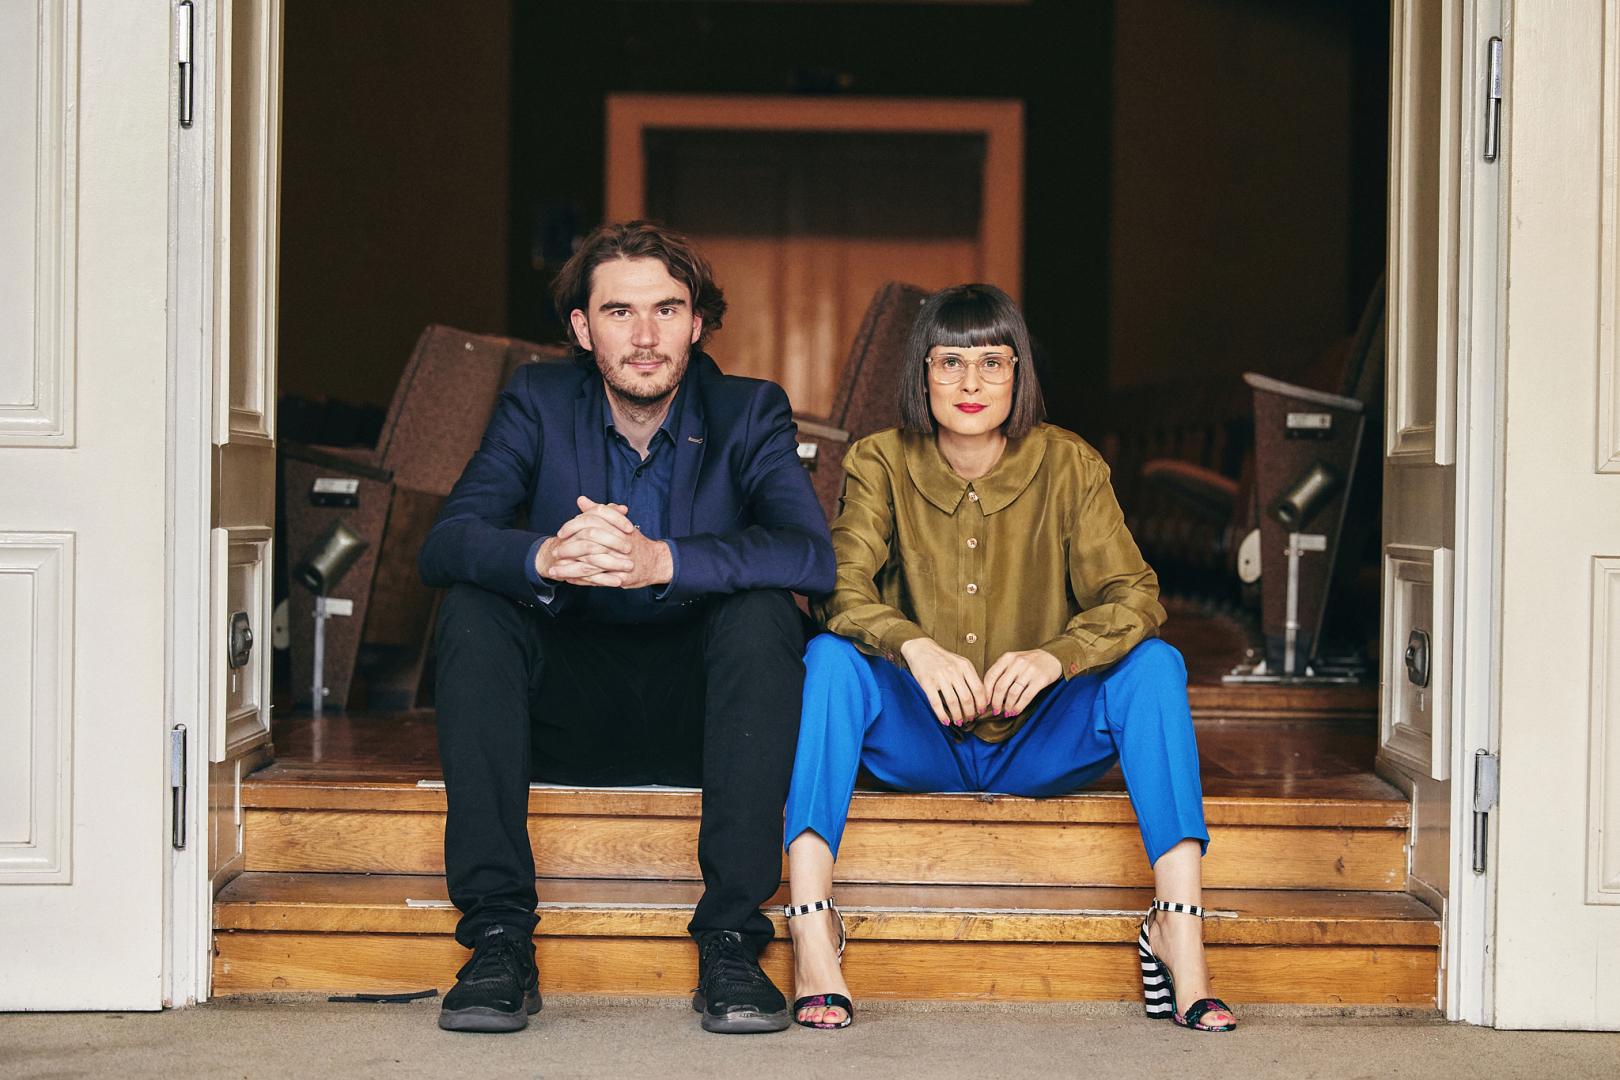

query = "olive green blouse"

[813,424,1166,742]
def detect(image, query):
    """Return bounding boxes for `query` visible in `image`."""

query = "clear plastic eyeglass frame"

[925,355,1019,385]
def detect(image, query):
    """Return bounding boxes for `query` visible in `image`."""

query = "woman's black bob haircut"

[898,283,1045,439]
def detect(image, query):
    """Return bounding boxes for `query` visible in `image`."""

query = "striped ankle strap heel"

[784,897,853,1030]
[1137,899,1237,1033]
[782,897,846,958]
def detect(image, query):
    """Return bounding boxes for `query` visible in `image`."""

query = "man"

[418,221,834,1034]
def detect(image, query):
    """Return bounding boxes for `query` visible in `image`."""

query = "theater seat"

[795,282,931,521]
[282,325,567,710]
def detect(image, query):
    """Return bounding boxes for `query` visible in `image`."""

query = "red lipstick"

[954,403,986,413]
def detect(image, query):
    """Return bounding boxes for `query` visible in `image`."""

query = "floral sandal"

[1138,899,1238,1032]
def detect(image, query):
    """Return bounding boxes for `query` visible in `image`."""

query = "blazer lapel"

[669,357,710,537]
[573,376,609,505]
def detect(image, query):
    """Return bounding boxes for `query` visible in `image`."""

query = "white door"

[1490,2,1620,1031]
[0,1,172,1009]
[1380,0,1502,1022]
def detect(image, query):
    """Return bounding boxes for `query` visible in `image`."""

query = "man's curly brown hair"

[551,220,728,365]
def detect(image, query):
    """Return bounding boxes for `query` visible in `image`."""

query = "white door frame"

[165,0,283,1006]
[165,0,217,1006]
[1383,0,1504,1025]
[1441,0,1506,1026]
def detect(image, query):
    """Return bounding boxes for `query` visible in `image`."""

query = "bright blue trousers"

[783,634,1210,866]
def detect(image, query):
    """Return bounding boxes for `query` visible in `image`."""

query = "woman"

[781,284,1236,1033]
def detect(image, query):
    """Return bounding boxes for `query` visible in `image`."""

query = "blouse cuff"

[877,621,931,667]
[1037,636,1089,680]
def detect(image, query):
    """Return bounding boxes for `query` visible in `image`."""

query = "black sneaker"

[438,924,542,1033]
[691,930,789,1033]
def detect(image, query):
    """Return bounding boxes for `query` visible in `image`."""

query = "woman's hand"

[983,649,1063,718]
[899,637,988,726]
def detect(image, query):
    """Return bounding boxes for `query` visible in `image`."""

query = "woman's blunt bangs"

[899,284,1045,438]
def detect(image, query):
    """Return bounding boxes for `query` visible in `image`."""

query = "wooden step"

[240,784,1408,890]
[213,873,1438,1005]
[243,713,1409,890]
[1186,682,1376,723]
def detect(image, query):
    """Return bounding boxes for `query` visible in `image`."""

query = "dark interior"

[271,0,1391,710]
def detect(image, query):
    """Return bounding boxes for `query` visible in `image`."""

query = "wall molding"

[0,1,77,447]
[1599,4,1620,472]
[0,532,74,883]
[1590,558,1620,903]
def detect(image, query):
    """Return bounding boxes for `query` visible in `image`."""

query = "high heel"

[784,897,854,1030]
[1137,899,1237,1032]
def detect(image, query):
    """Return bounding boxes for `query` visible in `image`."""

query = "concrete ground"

[2,998,1617,1080]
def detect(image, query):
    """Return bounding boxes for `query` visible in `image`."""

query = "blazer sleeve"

[658,381,835,602]
[417,368,562,608]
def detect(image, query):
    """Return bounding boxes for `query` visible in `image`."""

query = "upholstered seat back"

[376,325,567,498]
[828,282,930,439]
[800,282,930,520]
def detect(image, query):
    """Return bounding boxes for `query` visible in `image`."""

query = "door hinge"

[174,1,195,128]
[1471,749,1499,874]
[170,723,189,850]
[1484,35,1503,162]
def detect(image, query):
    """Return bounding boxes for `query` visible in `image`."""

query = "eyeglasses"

[925,353,1018,385]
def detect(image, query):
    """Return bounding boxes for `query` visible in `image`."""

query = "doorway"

[219,0,1446,1015]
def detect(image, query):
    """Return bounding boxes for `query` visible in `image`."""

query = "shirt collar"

[901,425,1049,514]
[601,380,683,449]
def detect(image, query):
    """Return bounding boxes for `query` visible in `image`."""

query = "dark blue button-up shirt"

[522,387,683,621]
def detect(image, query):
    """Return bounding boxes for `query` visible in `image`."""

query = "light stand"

[1226,459,1360,685]
[292,519,367,718]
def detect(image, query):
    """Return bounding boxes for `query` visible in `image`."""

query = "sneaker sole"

[691,993,791,1034]
[439,991,542,1033]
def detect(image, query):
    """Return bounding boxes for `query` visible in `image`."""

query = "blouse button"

[965,632,978,644]
[968,491,980,502]
[966,537,978,549]
[966,583,978,594]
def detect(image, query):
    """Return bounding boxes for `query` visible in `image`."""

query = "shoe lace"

[699,932,764,994]
[461,932,527,987]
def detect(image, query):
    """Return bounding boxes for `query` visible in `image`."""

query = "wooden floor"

[253,712,1395,805]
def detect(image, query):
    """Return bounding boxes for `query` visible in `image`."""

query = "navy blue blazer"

[418,352,835,619]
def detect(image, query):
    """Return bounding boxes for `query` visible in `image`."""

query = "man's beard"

[597,347,689,410]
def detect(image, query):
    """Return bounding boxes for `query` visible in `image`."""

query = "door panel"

[1389,0,1460,465]
[1492,1,1620,1029]
[1382,545,1453,778]
[219,0,278,444]
[0,0,169,1008]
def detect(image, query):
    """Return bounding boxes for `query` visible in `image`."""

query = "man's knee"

[436,583,526,645]
[704,588,801,644]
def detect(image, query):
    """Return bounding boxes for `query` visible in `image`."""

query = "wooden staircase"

[213,685,1440,1007]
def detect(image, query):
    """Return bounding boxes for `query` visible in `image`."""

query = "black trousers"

[433,583,804,951]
